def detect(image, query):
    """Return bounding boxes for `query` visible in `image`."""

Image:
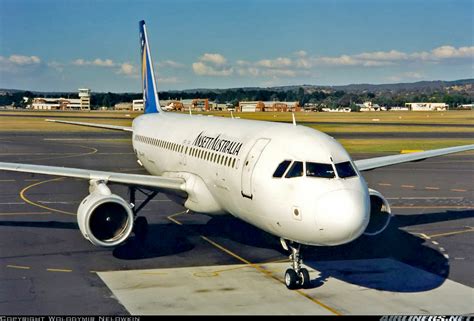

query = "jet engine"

[77,181,134,247]
[363,188,392,236]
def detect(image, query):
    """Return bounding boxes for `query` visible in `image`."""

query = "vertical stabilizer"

[139,20,161,114]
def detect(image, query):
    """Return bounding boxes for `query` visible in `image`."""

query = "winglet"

[139,20,162,114]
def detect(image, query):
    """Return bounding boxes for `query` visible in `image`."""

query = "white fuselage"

[132,112,371,246]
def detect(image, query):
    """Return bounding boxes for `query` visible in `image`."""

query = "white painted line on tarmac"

[387,197,464,200]
[38,201,76,204]
[0,202,26,205]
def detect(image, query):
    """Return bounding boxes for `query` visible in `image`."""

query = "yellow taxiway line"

[167,211,342,316]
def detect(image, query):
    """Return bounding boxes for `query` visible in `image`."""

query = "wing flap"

[0,162,184,191]
[355,144,474,171]
[45,119,133,132]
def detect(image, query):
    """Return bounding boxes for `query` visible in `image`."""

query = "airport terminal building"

[31,88,91,111]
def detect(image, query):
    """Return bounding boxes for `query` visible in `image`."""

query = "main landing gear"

[281,239,311,290]
[129,186,158,241]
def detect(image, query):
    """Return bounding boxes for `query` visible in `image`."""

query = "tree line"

[1,87,472,110]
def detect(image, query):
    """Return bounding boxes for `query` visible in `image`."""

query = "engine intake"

[77,181,134,247]
[363,188,392,236]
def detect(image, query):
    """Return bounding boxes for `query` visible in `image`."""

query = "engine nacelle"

[363,188,392,236]
[77,181,134,247]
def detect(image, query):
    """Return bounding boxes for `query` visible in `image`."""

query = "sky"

[0,0,473,92]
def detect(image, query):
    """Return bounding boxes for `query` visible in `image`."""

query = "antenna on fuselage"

[292,112,296,126]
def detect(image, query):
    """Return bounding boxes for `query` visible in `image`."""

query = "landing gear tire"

[281,240,312,290]
[133,216,148,241]
[285,268,299,290]
[299,268,310,289]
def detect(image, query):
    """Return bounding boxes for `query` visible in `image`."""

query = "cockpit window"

[273,160,292,178]
[306,162,335,178]
[335,161,357,178]
[285,161,304,178]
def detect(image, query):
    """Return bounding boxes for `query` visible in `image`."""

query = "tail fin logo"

[139,20,161,114]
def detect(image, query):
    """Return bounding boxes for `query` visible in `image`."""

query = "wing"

[0,162,184,191]
[354,144,474,171]
[45,119,133,132]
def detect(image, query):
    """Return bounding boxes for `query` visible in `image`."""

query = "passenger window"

[232,158,236,168]
[273,160,292,178]
[285,161,303,178]
[335,161,357,178]
[306,162,335,178]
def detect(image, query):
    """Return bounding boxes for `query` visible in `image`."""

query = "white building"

[78,88,91,110]
[358,101,385,112]
[405,102,447,111]
[133,99,144,111]
[31,89,90,110]
[114,102,132,111]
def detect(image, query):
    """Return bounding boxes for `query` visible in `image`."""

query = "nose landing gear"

[282,240,311,289]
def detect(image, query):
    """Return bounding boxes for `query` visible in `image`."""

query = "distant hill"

[1,79,473,96]
[1,79,472,109]
[268,79,474,94]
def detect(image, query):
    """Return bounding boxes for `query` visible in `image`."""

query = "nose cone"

[315,189,369,245]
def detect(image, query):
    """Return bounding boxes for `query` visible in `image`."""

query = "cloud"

[92,58,114,67]
[431,45,474,59]
[116,63,138,78]
[157,60,185,68]
[388,71,425,82]
[0,54,42,74]
[192,53,233,76]
[200,53,227,66]
[73,58,115,67]
[256,57,293,68]
[47,61,64,72]
[192,61,233,76]
[73,58,140,78]
[294,50,308,58]
[7,55,41,65]
[354,50,408,61]
[311,45,473,67]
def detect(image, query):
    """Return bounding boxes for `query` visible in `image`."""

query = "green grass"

[338,138,474,153]
[1,110,472,153]
[195,110,474,125]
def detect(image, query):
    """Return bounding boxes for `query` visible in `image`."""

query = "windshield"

[306,162,335,178]
[335,161,357,178]
[285,161,304,178]
[273,160,292,178]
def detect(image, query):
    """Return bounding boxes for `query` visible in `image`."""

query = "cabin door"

[241,138,270,199]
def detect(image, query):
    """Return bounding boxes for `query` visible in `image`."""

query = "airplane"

[0,20,472,290]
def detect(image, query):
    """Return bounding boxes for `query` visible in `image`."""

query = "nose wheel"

[282,240,311,289]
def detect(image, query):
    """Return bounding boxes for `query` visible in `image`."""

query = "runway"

[0,130,473,314]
